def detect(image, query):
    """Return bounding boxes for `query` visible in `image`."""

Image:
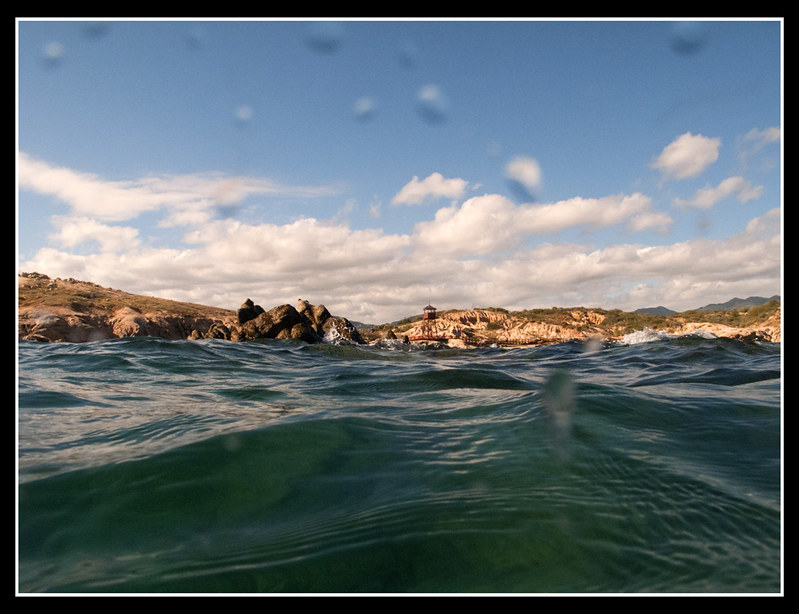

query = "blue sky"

[17,18,782,323]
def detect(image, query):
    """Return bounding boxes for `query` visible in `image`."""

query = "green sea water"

[17,333,782,594]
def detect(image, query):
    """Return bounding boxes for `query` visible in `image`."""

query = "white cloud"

[18,153,165,221]
[737,126,781,172]
[412,192,658,256]
[49,216,141,253]
[391,172,468,206]
[412,194,520,255]
[650,132,721,180]
[742,126,781,150]
[673,176,763,209]
[18,154,779,324]
[20,207,780,323]
[18,152,338,226]
[627,211,673,235]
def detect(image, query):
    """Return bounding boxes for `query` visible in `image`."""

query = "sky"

[16,18,783,324]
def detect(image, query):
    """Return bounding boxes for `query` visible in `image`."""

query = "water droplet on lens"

[543,369,575,425]
[186,25,206,49]
[669,21,708,55]
[416,84,449,124]
[234,104,253,124]
[505,155,542,202]
[82,22,109,39]
[543,369,576,461]
[41,41,65,66]
[398,39,419,69]
[353,96,378,121]
[305,22,345,54]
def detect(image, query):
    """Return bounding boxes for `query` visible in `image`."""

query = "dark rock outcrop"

[237,298,265,324]
[320,315,366,344]
[229,300,365,344]
[232,303,320,343]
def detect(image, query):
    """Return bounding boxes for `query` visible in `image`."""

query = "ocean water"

[17,332,782,594]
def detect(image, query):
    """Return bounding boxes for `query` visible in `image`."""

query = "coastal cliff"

[18,273,780,345]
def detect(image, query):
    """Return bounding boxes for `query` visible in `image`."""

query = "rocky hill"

[368,303,781,347]
[18,272,780,346]
[17,273,363,344]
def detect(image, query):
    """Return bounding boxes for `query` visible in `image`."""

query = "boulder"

[237,298,265,325]
[111,306,152,337]
[230,299,364,344]
[19,311,111,343]
[204,322,231,340]
[321,316,366,344]
[232,304,321,343]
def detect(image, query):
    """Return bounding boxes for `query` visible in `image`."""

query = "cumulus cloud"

[412,192,659,256]
[49,216,141,253]
[20,206,780,323]
[391,172,468,206]
[673,176,763,208]
[18,153,778,323]
[650,132,721,180]
[474,207,780,312]
[627,211,673,235]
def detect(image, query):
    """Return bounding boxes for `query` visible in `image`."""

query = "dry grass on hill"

[18,273,234,319]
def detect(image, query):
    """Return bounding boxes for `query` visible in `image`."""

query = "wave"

[618,326,718,345]
[17,332,782,593]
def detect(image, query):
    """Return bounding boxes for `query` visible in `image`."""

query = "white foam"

[618,327,717,346]
[323,327,354,345]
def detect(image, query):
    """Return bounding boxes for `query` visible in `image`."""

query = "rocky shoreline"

[392,306,781,347]
[18,273,780,346]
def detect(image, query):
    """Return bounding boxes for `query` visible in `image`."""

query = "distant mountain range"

[634,295,781,316]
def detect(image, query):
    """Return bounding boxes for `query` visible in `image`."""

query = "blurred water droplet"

[305,22,345,54]
[583,336,603,353]
[486,141,503,158]
[214,178,244,205]
[82,22,109,39]
[41,41,65,66]
[505,155,542,202]
[186,25,206,49]
[398,39,419,69]
[669,22,708,55]
[222,432,243,453]
[542,369,576,461]
[234,104,253,125]
[353,96,378,121]
[543,369,575,426]
[416,84,449,124]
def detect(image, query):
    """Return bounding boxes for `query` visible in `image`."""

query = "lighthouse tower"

[421,304,437,338]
